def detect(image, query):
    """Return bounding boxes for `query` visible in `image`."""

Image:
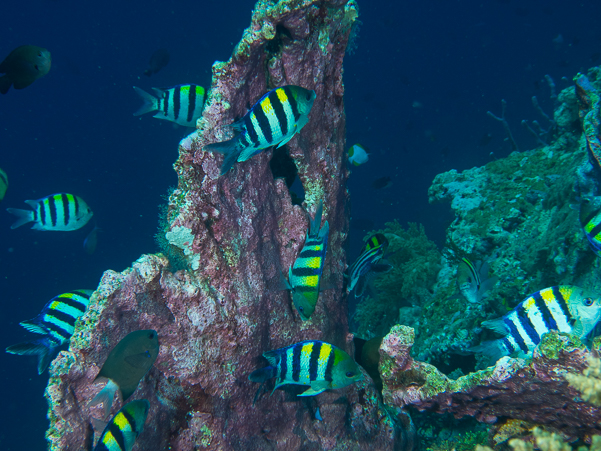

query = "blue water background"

[1,0,600,449]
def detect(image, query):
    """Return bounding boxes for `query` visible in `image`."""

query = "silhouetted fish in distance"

[0,45,51,94]
[144,48,169,76]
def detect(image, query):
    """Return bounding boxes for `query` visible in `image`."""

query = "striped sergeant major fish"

[579,196,601,256]
[6,193,93,231]
[0,166,7,202]
[456,257,498,304]
[249,340,363,397]
[133,84,206,127]
[93,399,149,451]
[204,85,316,175]
[471,286,601,362]
[5,289,93,374]
[282,200,329,320]
[347,233,393,297]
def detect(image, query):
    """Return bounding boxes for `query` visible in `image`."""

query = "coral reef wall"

[45,1,411,450]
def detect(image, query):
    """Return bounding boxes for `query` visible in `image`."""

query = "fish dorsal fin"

[124,350,152,369]
[20,319,47,335]
[262,349,280,367]
[481,318,509,335]
[309,201,324,237]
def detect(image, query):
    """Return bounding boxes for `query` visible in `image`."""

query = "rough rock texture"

[379,325,601,443]
[45,1,413,450]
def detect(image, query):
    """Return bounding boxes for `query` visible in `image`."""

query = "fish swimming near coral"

[0,45,51,94]
[371,176,392,190]
[7,193,93,231]
[282,201,329,320]
[143,48,169,77]
[456,257,498,304]
[204,85,316,175]
[471,286,601,361]
[0,167,7,202]
[84,226,102,255]
[6,289,93,374]
[348,143,370,166]
[347,233,392,297]
[133,84,206,127]
[249,340,363,397]
[89,330,159,419]
[93,399,149,451]
[579,196,601,256]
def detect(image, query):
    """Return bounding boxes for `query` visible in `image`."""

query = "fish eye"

[306,93,312,100]
[34,65,39,70]
[38,52,42,57]
[148,332,155,338]
[585,298,594,306]
[345,371,355,378]
[299,306,304,312]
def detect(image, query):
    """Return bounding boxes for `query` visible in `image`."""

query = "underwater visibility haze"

[2,0,601,450]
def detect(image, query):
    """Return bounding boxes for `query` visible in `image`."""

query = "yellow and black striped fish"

[580,196,601,256]
[472,286,601,361]
[133,84,206,127]
[249,340,362,397]
[347,233,392,297]
[283,201,329,320]
[7,193,93,231]
[6,289,93,374]
[94,399,149,451]
[0,167,7,202]
[204,85,316,175]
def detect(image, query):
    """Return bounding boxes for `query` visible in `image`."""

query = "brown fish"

[0,45,51,94]
[144,48,169,76]
[89,330,159,419]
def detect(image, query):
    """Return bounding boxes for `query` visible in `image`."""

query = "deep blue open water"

[1,1,600,449]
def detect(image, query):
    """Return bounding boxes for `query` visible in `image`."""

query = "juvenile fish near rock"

[93,399,149,451]
[282,201,329,320]
[0,45,51,94]
[7,193,93,231]
[144,48,169,77]
[204,85,316,175]
[472,286,601,361]
[249,340,363,397]
[133,84,206,127]
[0,167,7,202]
[89,330,159,419]
[347,233,393,297]
[6,289,93,374]
[456,257,498,304]
[579,196,601,256]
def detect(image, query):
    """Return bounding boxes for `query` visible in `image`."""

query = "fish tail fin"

[6,338,53,374]
[132,86,158,116]
[6,207,34,229]
[477,275,500,300]
[0,74,12,94]
[310,200,324,236]
[469,340,507,362]
[204,140,243,175]
[88,378,118,420]
[248,366,277,383]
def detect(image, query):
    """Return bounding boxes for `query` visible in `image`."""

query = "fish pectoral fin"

[572,320,584,337]
[298,381,329,397]
[124,350,152,368]
[478,276,499,297]
[276,133,295,148]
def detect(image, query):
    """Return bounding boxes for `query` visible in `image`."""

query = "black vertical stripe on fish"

[532,291,558,330]
[299,248,324,258]
[187,85,197,123]
[173,86,181,121]
[285,86,300,121]
[46,309,78,328]
[516,304,540,344]
[308,341,321,381]
[244,113,260,147]
[43,320,72,342]
[292,343,302,382]
[324,348,335,381]
[121,408,139,435]
[56,295,88,312]
[0,170,7,185]
[48,196,58,227]
[291,266,322,277]
[163,90,170,115]
[552,286,572,323]
[500,337,516,355]
[39,201,46,226]
[270,91,288,136]
[279,349,288,381]
[254,105,273,144]
[74,194,80,216]
[590,221,601,238]
[33,207,39,224]
[61,193,70,226]
[504,317,529,354]
[108,420,127,451]
[239,134,250,149]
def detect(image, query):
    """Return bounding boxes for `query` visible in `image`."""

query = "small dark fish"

[144,48,169,77]
[84,226,101,255]
[0,45,51,94]
[89,330,159,419]
[94,399,149,451]
[347,233,392,297]
[371,176,392,190]
[478,133,493,147]
[0,167,7,202]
